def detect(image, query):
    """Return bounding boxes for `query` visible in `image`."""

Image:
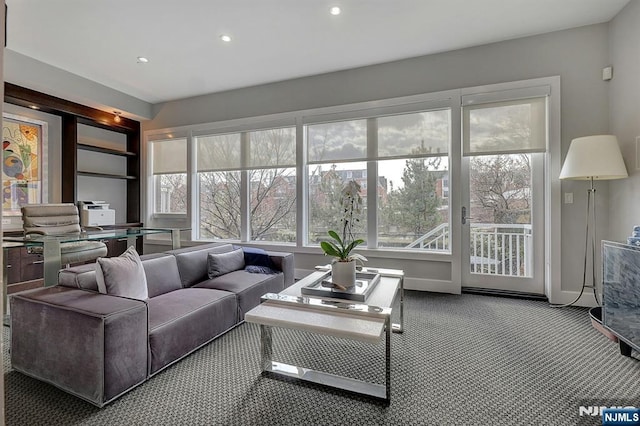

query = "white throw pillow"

[95,246,148,300]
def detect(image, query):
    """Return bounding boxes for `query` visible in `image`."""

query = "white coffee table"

[244,266,404,403]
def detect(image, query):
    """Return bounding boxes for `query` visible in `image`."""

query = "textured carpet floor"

[3,291,639,425]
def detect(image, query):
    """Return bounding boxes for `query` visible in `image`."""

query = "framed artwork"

[2,113,48,216]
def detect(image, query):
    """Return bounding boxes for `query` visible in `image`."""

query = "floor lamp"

[557,135,628,307]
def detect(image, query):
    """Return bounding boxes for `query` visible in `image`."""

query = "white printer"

[78,201,116,227]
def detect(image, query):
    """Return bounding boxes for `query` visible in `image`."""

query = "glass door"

[461,153,544,294]
[459,92,548,294]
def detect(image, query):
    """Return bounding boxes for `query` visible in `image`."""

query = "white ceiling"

[5,0,630,105]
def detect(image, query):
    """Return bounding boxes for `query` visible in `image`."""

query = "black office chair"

[21,203,108,265]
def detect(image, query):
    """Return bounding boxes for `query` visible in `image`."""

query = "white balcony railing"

[407,223,532,278]
[470,223,532,277]
[405,223,450,251]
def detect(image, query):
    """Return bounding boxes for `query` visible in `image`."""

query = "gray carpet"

[3,291,639,425]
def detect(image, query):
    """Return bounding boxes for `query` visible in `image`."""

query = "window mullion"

[240,132,250,241]
[187,131,197,240]
[296,117,306,247]
[366,118,378,249]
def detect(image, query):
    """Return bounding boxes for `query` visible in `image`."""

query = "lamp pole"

[554,177,599,308]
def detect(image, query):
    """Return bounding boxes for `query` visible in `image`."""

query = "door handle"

[462,206,475,225]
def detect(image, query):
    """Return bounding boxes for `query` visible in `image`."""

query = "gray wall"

[4,50,153,121]
[608,0,640,241]
[148,24,610,133]
[145,24,614,294]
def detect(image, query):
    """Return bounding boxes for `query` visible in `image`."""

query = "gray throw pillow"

[207,248,245,278]
[95,246,148,300]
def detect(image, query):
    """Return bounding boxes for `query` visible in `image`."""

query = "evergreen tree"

[394,156,444,238]
[378,140,448,247]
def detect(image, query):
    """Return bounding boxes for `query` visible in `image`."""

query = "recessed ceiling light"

[220,34,232,42]
[330,6,341,15]
[137,56,149,63]
[29,105,40,110]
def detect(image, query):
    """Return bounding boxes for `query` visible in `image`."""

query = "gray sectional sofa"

[9,242,294,407]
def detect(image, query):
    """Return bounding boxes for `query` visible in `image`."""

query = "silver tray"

[301,271,381,302]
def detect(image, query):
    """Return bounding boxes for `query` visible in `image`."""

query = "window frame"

[143,78,559,271]
[193,124,298,243]
[304,105,453,252]
[147,132,190,220]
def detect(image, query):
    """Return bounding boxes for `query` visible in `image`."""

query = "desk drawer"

[21,252,44,282]
[5,247,22,284]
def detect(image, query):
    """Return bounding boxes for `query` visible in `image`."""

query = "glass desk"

[3,227,185,287]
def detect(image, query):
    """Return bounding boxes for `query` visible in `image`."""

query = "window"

[248,128,297,243]
[308,161,368,244]
[306,109,451,250]
[195,126,297,242]
[146,79,558,265]
[307,119,368,245]
[197,133,242,239]
[150,138,187,214]
[376,110,450,250]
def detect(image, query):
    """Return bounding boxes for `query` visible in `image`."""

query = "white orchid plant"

[320,180,368,265]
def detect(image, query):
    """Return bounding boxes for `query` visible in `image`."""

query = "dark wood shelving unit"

[4,82,141,224]
[3,83,144,285]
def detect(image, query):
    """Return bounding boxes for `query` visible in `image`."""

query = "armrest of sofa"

[10,286,149,407]
[58,262,99,291]
[265,251,295,288]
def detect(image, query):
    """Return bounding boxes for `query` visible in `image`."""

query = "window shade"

[463,97,547,156]
[152,138,187,174]
[378,109,449,158]
[307,119,367,163]
[197,133,241,172]
[248,127,296,168]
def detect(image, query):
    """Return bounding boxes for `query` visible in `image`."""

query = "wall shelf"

[77,143,136,157]
[78,171,137,180]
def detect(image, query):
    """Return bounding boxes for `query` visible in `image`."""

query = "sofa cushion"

[194,270,284,320]
[147,288,237,375]
[167,243,235,287]
[95,246,148,300]
[58,252,181,296]
[207,248,245,278]
[140,253,183,298]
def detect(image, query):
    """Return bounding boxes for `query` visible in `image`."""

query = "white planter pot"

[331,260,356,287]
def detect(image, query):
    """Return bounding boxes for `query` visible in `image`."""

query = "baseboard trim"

[404,278,460,294]
[462,287,548,301]
[547,290,598,307]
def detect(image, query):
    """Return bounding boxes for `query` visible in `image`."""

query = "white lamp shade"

[559,135,628,180]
